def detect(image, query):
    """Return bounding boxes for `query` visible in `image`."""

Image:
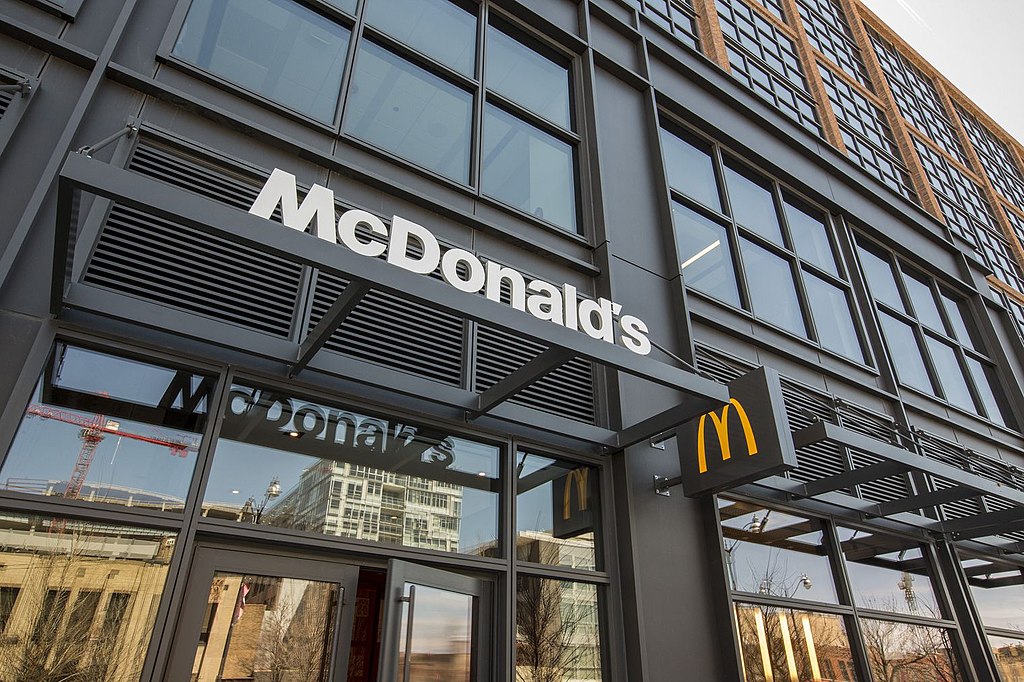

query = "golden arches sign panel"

[552,466,594,539]
[679,366,796,497]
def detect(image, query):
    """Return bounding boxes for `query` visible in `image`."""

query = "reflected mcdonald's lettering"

[563,468,589,520]
[696,399,758,474]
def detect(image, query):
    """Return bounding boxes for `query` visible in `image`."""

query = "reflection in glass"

[482,104,576,232]
[966,357,1006,425]
[0,513,175,681]
[740,238,807,336]
[924,336,974,411]
[805,273,863,361]
[674,202,741,306]
[783,199,837,275]
[989,635,1024,682]
[861,620,963,682]
[902,271,944,332]
[720,501,838,603]
[857,246,904,312]
[398,584,472,682]
[517,577,602,682]
[724,162,783,245]
[365,0,476,76]
[839,535,940,617]
[879,312,933,393]
[203,385,501,557]
[661,128,721,211]
[516,454,598,570]
[346,41,473,182]
[192,572,339,681]
[966,564,1024,632]
[940,294,976,351]
[486,25,570,128]
[735,604,855,682]
[172,0,351,122]
[0,344,209,512]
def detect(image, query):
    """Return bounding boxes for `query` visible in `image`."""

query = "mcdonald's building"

[2,0,1024,680]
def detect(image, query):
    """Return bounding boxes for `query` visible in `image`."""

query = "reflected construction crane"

[26,404,197,500]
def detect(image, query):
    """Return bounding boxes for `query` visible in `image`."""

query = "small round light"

[288,431,300,438]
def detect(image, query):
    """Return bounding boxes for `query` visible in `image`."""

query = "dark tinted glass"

[966,358,1005,425]
[902,270,944,331]
[204,385,501,556]
[365,0,476,76]
[857,245,904,312]
[1,345,210,512]
[516,454,599,570]
[674,203,741,306]
[735,605,855,682]
[879,312,933,393]
[661,128,721,211]
[783,198,836,275]
[482,104,576,232]
[346,41,473,182]
[725,162,784,245]
[486,25,570,128]
[861,621,964,682]
[740,239,806,335]
[805,273,862,361]
[173,0,351,123]
[924,336,974,410]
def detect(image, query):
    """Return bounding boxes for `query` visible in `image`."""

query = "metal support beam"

[872,486,978,517]
[799,460,910,498]
[938,507,1024,540]
[468,347,573,419]
[291,281,370,377]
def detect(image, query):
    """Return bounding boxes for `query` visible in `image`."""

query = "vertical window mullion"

[711,145,752,311]
[471,1,487,190]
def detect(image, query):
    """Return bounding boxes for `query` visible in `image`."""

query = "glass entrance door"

[167,546,360,681]
[378,560,491,682]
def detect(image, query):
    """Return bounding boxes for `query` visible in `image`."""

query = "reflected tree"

[516,577,599,682]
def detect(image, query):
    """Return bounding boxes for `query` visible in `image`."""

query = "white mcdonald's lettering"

[249,169,652,355]
[696,399,758,474]
[563,468,589,520]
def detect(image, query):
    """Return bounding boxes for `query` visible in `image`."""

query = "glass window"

[0,513,175,681]
[725,161,784,246]
[661,128,721,211]
[482,104,576,232]
[734,604,855,682]
[940,294,977,351]
[740,238,806,336]
[902,271,944,332]
[989,634,1024,681]
[0,344,210,512]
[857,246,904,312]
[879,312,933,393]
[838,533,940,617]
[517,577,602,682]
[346,41,473,182]
[965,564,1024,633]
[365,0,476,76]
[861,620,964,682]
[324,0,357,12]
[720,502,838,603]
[966,358,1005,426]
[805,273,863,361]
[172,0,351,123]
[783,198,837,276]
[204,385,501,557]
[486,24,570,129]
[516,454,599,570]
[924,336,974,411]
[674,203,741,307]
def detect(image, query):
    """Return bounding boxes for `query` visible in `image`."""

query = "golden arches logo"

[563,468,589,520]
[697,399,758,474]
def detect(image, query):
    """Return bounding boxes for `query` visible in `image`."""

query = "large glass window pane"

[924,336,975,411]
[516,454,598,570]
[365,0,476,76]
[193,572,340,681]
[805,273,862,361]
[172,0,350,123]
[734,605,856,682]
[0,513,175,681]
[724,162,784,246]
[940,293,977,351]
[720,501,838,603]
[398,584,472,681]
[660,128,721,211]
[902,271,944,331]
[857,246,904,312]
[838,534,940,617]
[674,203,741,307]
[204,385,501,556]
[486,25,570,129]
[516,577,602,682]
[878,312,933,393]
[346,41,473,182]
[965,563,1024,633]
[482,104,576,232]
[966,357,1006,425]
[989,635,1024,681]
[861,620,964,682]
[783,198,837,276]
[740,238,806,336]
[0,345,210,512]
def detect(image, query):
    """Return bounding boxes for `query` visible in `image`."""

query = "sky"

[858,0,1024,144]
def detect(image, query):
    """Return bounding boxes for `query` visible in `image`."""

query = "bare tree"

[516,576,599,682]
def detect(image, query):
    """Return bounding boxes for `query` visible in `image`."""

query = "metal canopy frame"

[52,153,729,452]
[731,420,1024,560]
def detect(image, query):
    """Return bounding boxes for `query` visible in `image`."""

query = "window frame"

[20,0,85,20]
